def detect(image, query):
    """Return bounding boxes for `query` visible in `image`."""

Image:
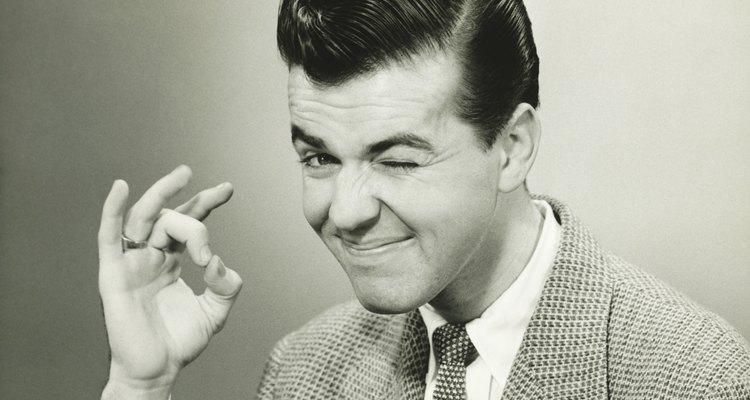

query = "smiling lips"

[340,236,414,256]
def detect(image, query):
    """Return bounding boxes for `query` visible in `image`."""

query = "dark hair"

[277,0,539,148]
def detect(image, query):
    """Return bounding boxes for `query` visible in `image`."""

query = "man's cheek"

[302,183,332,233]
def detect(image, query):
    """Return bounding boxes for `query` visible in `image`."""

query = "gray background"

[1,1,748,399]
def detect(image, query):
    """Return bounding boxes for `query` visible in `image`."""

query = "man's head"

[277,0,539,148]
[279,0,543,320]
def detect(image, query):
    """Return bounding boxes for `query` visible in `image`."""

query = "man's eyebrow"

[291,125,326,149]
[366,132,434,154]
[291,126,433,154]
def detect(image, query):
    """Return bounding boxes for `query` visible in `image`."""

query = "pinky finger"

[98,180,129,264]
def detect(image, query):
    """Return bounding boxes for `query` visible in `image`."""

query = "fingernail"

[201,245,212,265]
[217,256,227,277]
[174,164,192,177]
[215,182,227,189]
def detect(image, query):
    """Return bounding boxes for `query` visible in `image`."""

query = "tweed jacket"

[257,197,750,399]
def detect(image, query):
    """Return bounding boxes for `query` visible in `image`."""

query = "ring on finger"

[121,234,149,251]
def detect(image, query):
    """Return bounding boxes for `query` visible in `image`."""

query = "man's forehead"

[287,51,462,107]
[285,52,471,154]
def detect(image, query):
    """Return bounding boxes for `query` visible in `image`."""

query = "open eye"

[300,153,340,168]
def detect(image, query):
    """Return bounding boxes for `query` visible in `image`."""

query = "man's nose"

[328,167,380,232]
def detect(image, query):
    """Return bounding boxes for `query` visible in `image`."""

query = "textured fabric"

[256,196,750,400]
[420,199,561,400]
[432,324,477,400]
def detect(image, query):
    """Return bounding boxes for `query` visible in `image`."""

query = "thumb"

[200,255,243,332]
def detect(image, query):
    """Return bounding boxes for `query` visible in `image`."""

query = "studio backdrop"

[0,1,748,399]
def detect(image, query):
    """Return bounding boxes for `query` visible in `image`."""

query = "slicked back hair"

[277,0,539,149]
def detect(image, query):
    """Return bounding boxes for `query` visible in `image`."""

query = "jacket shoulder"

[604,253,750,398]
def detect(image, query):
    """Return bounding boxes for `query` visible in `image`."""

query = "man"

[98,0,750,399]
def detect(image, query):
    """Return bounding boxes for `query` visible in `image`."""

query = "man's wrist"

[102,372,175,400]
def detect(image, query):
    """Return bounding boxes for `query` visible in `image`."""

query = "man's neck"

[428,193,544,323]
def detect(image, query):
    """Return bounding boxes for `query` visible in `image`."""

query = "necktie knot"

[432,323,478,366]
[432,323,477,400]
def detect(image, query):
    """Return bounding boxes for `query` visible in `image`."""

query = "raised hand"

[98,166,243,400]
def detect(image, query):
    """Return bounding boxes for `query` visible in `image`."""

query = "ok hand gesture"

[98,166,243,400]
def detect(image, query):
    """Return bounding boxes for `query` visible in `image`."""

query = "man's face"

[288,52,507,314]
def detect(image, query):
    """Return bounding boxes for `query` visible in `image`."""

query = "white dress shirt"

[419,200,561,400]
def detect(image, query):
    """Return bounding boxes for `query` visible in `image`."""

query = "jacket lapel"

[385,311,430,400]
[501,196,613,399]
[343,309,429,400]
[385,310,430,400]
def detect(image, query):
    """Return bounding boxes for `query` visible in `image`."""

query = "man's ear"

[494,103,541,193]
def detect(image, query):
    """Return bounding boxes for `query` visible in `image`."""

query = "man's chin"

[352,289,428,315]
[343,263,437,315]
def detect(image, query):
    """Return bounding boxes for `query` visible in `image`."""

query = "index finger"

[124,165,193,240]
[174,182,234,221]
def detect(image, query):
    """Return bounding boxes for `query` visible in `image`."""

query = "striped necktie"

[432,323,478,400]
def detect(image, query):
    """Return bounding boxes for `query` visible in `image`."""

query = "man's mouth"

[340,236,414,256]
